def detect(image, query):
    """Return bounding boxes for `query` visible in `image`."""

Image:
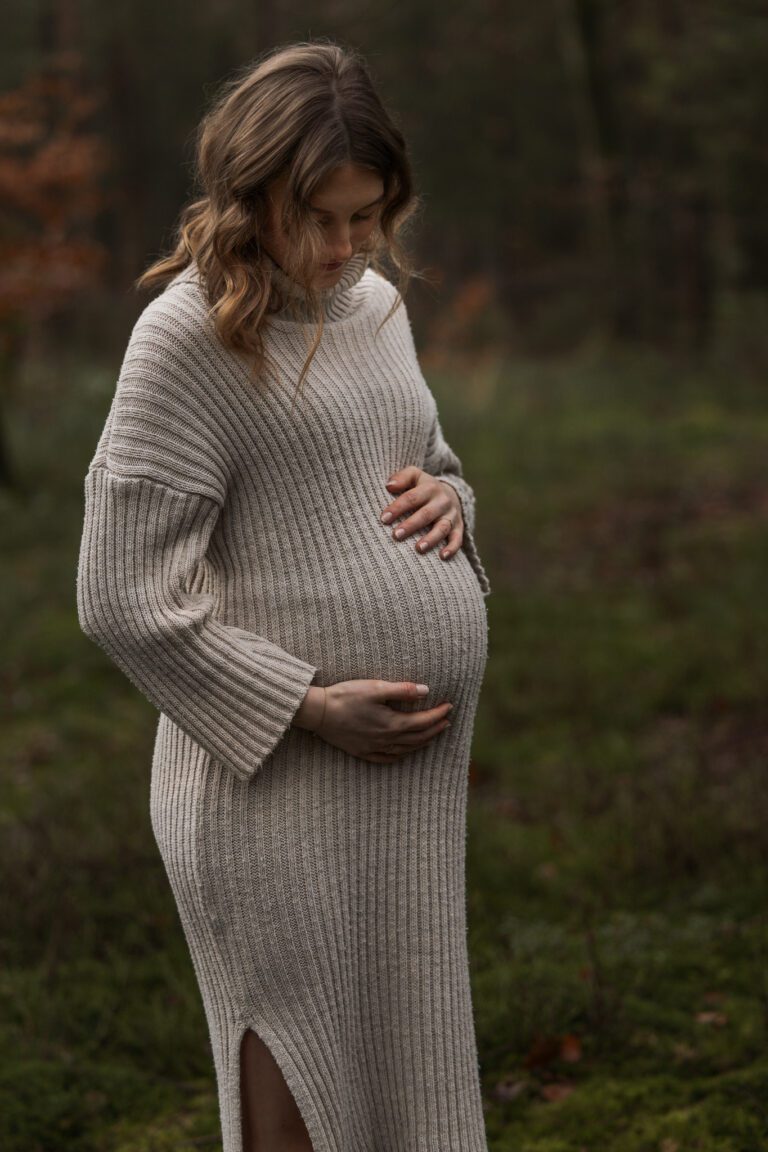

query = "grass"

[2,332,768,1149]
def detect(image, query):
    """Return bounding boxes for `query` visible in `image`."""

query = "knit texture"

[76,248,492,1152]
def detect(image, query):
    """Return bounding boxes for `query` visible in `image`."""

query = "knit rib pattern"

[76,250,492,1152]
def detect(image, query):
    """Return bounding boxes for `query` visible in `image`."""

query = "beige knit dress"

[76,248,492,1152]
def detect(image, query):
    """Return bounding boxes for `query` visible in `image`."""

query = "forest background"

[2,2,768,1149]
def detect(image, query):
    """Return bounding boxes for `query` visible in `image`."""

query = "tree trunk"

[573,0,636,340]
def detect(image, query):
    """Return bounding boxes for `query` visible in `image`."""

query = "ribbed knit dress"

[76,247,492,1152]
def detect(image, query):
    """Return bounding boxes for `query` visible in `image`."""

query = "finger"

[437,523,464,560]
[414,515,462,556]
[388,483,458,541]
[390,717,452,747]
[371,680,436,705]
[381,485,431,530]
[391,701,454,730]
[369,716,452,762]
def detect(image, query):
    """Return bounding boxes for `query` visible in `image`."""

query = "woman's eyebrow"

[310,194,385,213]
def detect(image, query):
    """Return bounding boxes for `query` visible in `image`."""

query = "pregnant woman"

[77,40,493,1152]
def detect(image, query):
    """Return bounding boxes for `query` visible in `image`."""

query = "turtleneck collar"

[262,249,370,321]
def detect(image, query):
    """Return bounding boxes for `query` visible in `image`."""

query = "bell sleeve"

[76,292,318,784]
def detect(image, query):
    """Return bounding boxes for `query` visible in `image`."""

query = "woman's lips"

[321,260,344,270]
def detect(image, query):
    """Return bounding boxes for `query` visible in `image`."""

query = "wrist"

[293,685,326,733]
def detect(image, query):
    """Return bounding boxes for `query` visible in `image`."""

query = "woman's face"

[261,162,385,286]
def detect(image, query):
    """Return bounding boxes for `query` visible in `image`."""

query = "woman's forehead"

[269,163,384,207]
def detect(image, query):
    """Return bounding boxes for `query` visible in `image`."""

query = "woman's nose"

[325,226,354,262]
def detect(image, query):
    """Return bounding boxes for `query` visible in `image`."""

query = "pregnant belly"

[272,524,489,706]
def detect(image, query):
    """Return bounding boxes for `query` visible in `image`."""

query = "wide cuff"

[77,467,318,783]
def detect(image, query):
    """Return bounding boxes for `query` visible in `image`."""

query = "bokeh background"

[3,4,768,1150]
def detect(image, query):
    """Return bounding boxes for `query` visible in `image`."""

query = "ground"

[2,329,768,1150]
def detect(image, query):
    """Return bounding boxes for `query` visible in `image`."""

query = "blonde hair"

[136,39,424,398]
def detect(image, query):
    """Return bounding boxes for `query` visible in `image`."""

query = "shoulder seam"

[89,463,224,508]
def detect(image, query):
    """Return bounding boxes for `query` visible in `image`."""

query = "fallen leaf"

[540,1082,576,1102]
[560,1034,582,1062]
[524,1035,562,1068]
[696,1010,728,1027]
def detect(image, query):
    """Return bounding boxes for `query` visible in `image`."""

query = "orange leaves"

[452,276,496,325]
[0,239,108,313]
[489,1031,583,1108]
[493,1031,582,1107]
[0,133,109,217]
[0,53,110,320]
[524,1031,583,1070]
[0,65,103,137]
[420,271,507,372]
[559,1033,584,1062]
[539,1081,577,1102]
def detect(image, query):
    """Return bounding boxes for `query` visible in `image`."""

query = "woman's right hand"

[293,680,453,764]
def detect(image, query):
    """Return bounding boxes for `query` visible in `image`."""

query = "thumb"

[373,680,430,701]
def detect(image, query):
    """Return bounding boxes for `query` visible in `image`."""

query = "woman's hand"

[380,467,464,560]
[293,680,454,764]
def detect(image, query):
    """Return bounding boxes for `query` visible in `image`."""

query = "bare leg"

[239,1027,314,1152]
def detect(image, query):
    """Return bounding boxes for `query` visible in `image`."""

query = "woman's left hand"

[380,467,464,560]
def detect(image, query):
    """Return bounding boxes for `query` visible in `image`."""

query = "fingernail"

[394,528,405,539]
[381,511,392,523]
[416,684,429,695]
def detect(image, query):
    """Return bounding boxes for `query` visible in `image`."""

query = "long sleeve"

[76,293,318,783]
[422,408,492,598]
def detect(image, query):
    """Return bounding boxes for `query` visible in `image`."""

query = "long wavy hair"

[136,40,424,399]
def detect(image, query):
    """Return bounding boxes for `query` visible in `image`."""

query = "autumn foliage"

[0,52,110,328]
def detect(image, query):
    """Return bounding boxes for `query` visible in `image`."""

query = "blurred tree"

[0,52,109,488]
[568,0,764,351]
[2,0,766,361]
